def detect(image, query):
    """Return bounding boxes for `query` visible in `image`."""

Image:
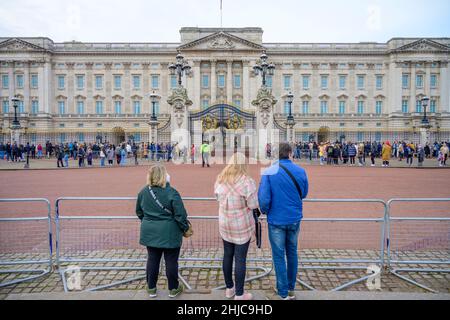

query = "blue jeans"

[268,222,301,298]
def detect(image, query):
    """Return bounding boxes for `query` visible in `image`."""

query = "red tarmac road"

[0,164,449,253]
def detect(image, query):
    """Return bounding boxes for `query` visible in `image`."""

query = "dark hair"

[279,142,292,159]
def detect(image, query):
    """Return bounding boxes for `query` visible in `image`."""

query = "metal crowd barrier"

[386,198,450,293]
[0,198,53,288]
[296,199,388,291]
[55,197,271,292]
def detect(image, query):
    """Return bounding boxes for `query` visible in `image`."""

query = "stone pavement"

[6,289,450,300]
[1,248,449,300]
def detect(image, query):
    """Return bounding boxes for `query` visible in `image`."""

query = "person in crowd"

[100,147,106,167]
[358,142,365,166]
[370,141,377,167]
[107,147,115,166]
[214,152,259,300]
[440,142,449,166]
[87,148,94,166]
[405,143,414,166]
[132,143,139,166]
[417,145,425,167]
[201,141,211,168]
[319,143,325,166]
[348,142,357,166]
[63,147,70,168]
[120,145,127,166]
[258,143,309,300]
[382,141,392,167]
[115,145,122,165]
[56,145,64,168]
[37,143,43,159]
[77,145,85,167]
[135,164,189,299]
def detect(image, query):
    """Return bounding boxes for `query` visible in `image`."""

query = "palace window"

[218,74,225,88]
[58,75,65,89]
[320,101,328,114]
[151,75,159,89]
[416,74,423,88]
[2,100,9,113]
[266,75,273,88]
[96,101,103,114]
[31,74,38,88]
[133,75,141,89]
[430,99,436,113]
[154,101,160,115]
[77,101,84,115]
[402,100,409,113]
[339,101,346,114]
[357,132,364,142]
[357,101,364,114]
[133,101,141,114]
[31,100,39,114]
[302,75,310,90]
[76,75,85,90]
[202,74,209,88]
[58,101,65,114]
[18,100,24,113]
[284,101,290,115]
[339,75,346,89]
[78,133,84,142]
[320,75,328,89]
[233,75,241,88]
[16,74,24,88]
[302,101,309,114]
[202,99,209,109]
[430,74,437,88]
[2,74,9,88]
[59,133,66,143]
[115,101,122,114]
[170,75,177,88]
[233,99,241,107]
[375,101,382,114]
[402,74,409,88]
[416,100,422,113]
[375,132,382,142]
[376,75,383,89]
[357,75,365,90]
[95,75,103,89]
[114,75,122,89]
[283,75,291,89]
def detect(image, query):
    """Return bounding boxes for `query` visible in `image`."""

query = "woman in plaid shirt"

[214,152,259,300]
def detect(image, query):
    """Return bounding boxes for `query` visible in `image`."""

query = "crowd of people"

[0,139,448,168]
[266,140,450,167]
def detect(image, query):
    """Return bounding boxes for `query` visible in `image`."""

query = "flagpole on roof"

[220,0,223,29]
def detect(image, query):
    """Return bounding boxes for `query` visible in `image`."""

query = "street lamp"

[253,51,275,87]
[149,91,160,121]
[11,96,21,129]
[421,96,430,125]
[285,92,295,125]
[168,52,191,87]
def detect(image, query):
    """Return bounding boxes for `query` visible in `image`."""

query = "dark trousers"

[371,155,375,165]
[57,159,64,167]
[222,239,250,296]
[146,246,180,291]
[350,156,355,164]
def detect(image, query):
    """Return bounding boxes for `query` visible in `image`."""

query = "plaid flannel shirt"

[214,176,259,245]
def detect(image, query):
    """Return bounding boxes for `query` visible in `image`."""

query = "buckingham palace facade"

[0,27,449,146]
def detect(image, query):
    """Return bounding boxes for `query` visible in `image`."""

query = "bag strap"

[279,163,303,200]
[148,186,172,215]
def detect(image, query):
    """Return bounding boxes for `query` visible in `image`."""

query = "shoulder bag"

[148,186,193,238]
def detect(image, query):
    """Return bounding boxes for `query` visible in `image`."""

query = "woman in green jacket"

[136,164,189,298]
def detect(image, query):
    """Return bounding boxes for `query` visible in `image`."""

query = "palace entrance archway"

[112,127,126,146]
[189,104,256,160]
[318,127,330,143]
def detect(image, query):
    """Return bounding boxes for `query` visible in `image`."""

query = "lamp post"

[253,51,275,87]
[420,96,431,146]
[168,52,191,87]
[148,91,161,145]
[10,96,22,144]
[285,92,295,143]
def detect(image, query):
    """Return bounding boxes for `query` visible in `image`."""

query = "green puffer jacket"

[135,183,189,249]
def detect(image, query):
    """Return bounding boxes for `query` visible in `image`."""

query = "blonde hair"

[216,152,248,185]
[147,164,167,188]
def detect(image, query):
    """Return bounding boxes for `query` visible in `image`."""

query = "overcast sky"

[0,0,449,43]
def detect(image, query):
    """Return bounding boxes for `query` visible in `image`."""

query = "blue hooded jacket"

[258,159,309,226]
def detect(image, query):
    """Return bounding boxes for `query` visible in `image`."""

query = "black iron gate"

[189,104,256,159]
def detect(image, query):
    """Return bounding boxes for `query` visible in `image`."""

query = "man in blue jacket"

[258,142,309,300]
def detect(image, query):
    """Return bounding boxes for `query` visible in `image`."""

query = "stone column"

[210,60,217,105]
[440,61,449,112]
[226,60,233,104]
[104,63,112,113]
[167,87,192,152]
[192,60,201,109]
[149,119,159,144]
[242,59,250,109]
[86,62,94,113]
[410,63,416,114]
[66,62,75,114]
[23,62,30,114]
[252,87,277,161]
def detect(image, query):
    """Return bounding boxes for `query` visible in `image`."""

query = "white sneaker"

[225,287,235,299]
